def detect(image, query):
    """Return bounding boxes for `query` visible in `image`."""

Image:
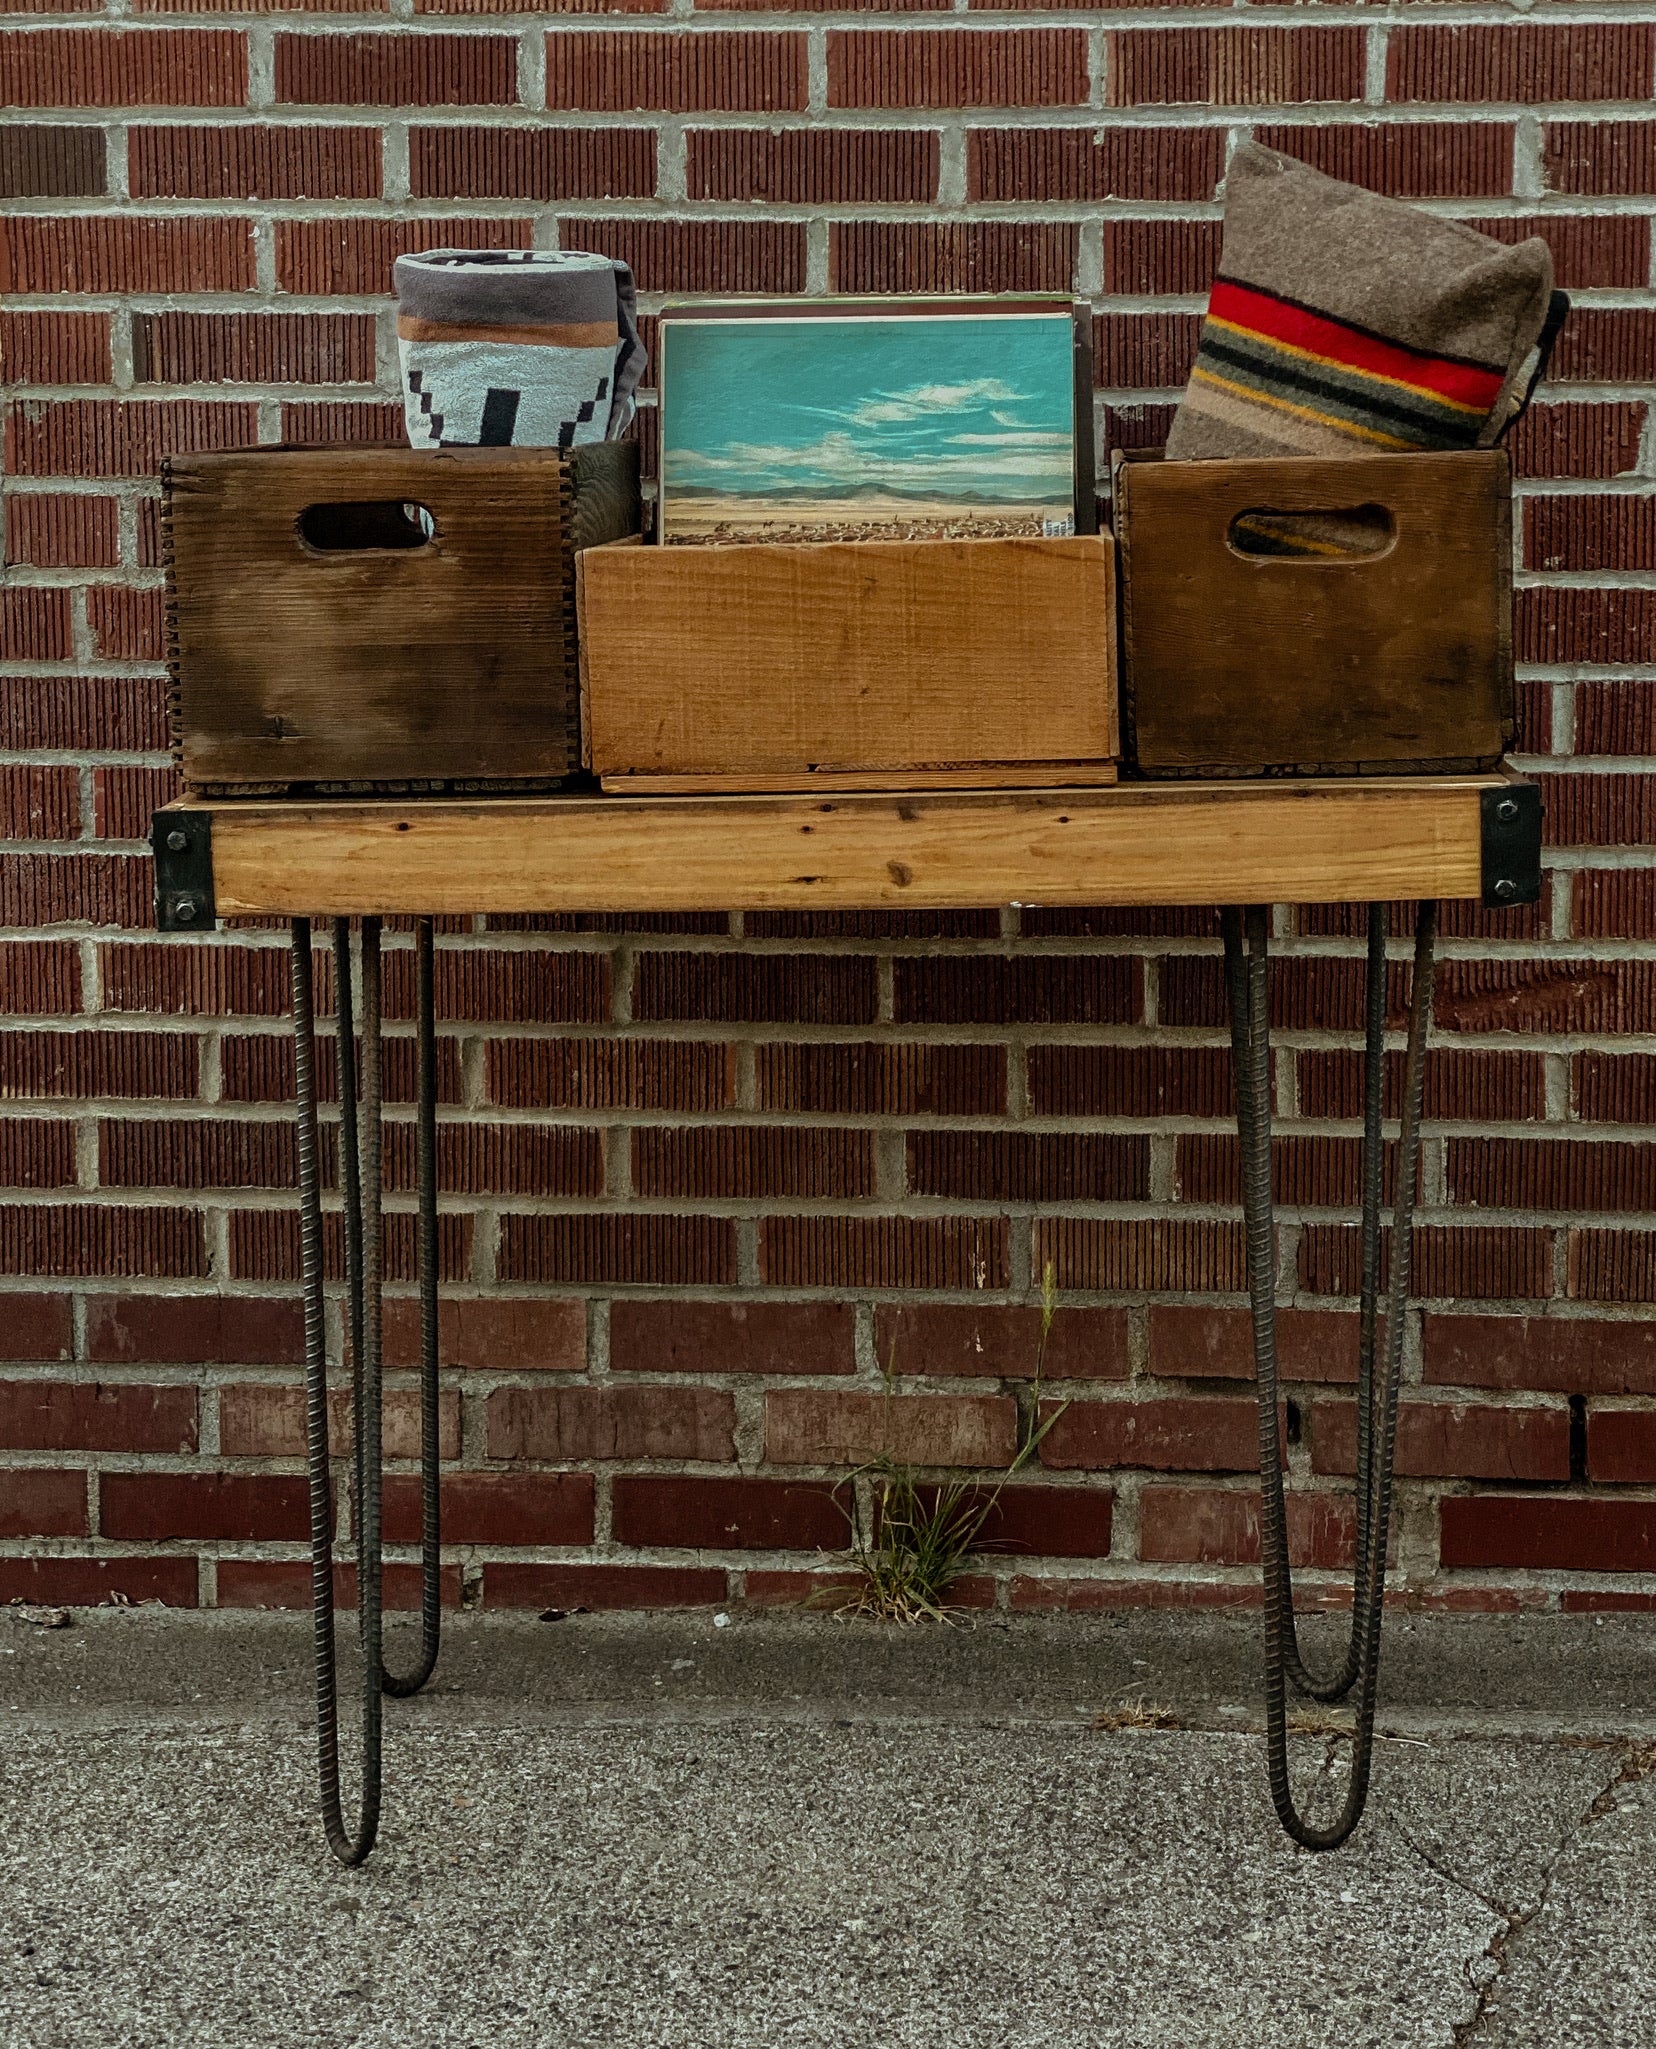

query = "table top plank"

[161,776,1510,917]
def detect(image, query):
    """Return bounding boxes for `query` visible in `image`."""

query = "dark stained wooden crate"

[164,441,639,794]
[1115,448,1513,778]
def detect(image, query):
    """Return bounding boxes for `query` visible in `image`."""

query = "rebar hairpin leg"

[292,916,444,1868]
[1221,899,1437,1852]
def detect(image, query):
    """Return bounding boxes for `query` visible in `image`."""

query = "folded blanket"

[393,248,645,450]
[1168,144,1559,465]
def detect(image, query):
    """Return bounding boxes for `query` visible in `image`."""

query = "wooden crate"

[165,441,639,793]
[577,534,1118,792]
[1116,448,1513,777]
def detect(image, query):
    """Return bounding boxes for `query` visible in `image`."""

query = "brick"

[945,1482,1112,1560]
[1550,310,1656,385]
[279,400,405,443]
[383,1121,603,1199]
[757,1042,1003,1118]
[1569,1231,1656,1306]
[483,1562,727,1609]
[275,32,516,105]
[497,1212,737,1286]
[1545,120,1656,196]
[1139,1486,1355,1569]
[133,311,377,386]
[1102,218,1218,295]
[217,1563,463,1613]
[1040,1396,1257,1473]
[1296,1047,1545,1124]
[0,1293,73,1362]
[1587,1411,1656,1485]
[0,764,78,840]
[1466,213,1650,292]
[1028,1044,1232,1120]
[1317,1398,1567,1482]
[1527,495,1656,574]
[1450,1137,1656,1215]
[425,948,606,1024]
[1388,24,1653,106]
[4,494,119,568]
[0,310,110,386]
[875,1302,1129,1381]
[609,1298,855,1376]
[611,1472,842,1550]
[760,1215,1008,1290]
[86,588,165,664]
[85,1294,300,1370]
[1510,405,1644,481]
[633,1124,873,1200]
[1441,1496,1656,1574]
[102,1470,306,1541]
[99,941,289,1017]
[1148,1305,1359,1385]
[276,215,530,294]
[1101,401,1175,453]
[908,1130,1149,1203]
[0,852,152,928]
[968,123,1222,203]
[1521,592,1656,669]
[746,909,998,942]
[1253,121,1513,199]
[635,952,872,1025]
[556,217,806,294]
[430,0,662,10]
[894,955,1135,1026]
[0,124,106,198]
[1035,1217,1243,1293]
[546,30,806,112]
[1179,1132,1395,1210]
[840,219,1074,296]
[1299,1224,1553,1302]
[0,586,72,661]
[380,1471,593,1547]
[3,213,257,295]
[6,399,261,480]
[1110,27,1364,108]
[1094,312,1199,390]
[228,1208,472,1288]
[0,1117,74,1187]
[220,1381,455,1459]
[219,1030,462,1108]
[829,28,1085,109]
[1435,959,1656,1036]
[1577,682,1656,760]
[383,1294,587,1371]
[92,765,174,843]
[766,1388,1014,1468]
[0,1204,204,1278]
[485,1038,731,1114]
[0,1556,196,1606]
[410,124,653,199]
[689,127,937,203]
[0,1378,197,1453]
[1576,1052,1656,1122]
[0,29,247,107]
[0,1467,85,1539]
[487,1383,734,1461]
[1161,952,1412,1032]
[99,1116,294,1190]
[130,122,381,199]
[0,940,81,1015]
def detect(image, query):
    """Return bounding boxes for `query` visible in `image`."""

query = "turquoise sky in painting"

[660,312,1076,506]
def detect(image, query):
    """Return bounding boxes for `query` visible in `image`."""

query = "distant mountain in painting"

[658,308,1079,542]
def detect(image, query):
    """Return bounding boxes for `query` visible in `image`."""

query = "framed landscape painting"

[656,298,1094,544]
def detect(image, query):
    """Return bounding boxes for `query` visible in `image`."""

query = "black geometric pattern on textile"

[478,387,522,446]
[407,369,444,445]
[555,395,601,447]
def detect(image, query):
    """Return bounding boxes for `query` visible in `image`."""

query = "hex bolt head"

[166,830,188,853]
[1496,798,1518,824]
[173,897,198,923]
[1494,878,1516,901]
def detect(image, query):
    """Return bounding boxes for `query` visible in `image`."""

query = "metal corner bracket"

[150,809,216,932]
[1479,781,1542,910]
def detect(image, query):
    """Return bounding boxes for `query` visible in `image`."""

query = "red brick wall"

[3,1,1655,1616]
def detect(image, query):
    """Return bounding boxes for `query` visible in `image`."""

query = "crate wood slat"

[578,533,1118,785]
[173,777,1499,918]
[166,442,639,793]
[599,762,1119,794]
[1118,449,1513,778]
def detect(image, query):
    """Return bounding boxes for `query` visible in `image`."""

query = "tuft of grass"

[1287,1708,1357,1740]
[829,1265,1069,1624]
[1092,1699,1180,1733]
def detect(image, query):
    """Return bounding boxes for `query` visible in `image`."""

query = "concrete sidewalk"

[2,1607,1653,2048]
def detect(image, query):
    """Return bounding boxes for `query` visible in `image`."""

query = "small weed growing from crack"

[825,1266,1069,1624]
[1092,1699,1181,1733]
[1288,1708,1357,1740]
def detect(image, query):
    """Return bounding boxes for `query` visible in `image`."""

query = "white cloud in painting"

[821,379,1031,428]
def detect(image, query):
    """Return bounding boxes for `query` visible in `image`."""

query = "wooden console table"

[149,773,1542,1864]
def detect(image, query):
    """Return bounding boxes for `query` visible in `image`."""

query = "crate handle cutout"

[1226,504,1395,562]
[297,501,437,553]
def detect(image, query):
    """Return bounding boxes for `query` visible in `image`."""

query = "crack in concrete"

[1447,1740,1653,2047]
